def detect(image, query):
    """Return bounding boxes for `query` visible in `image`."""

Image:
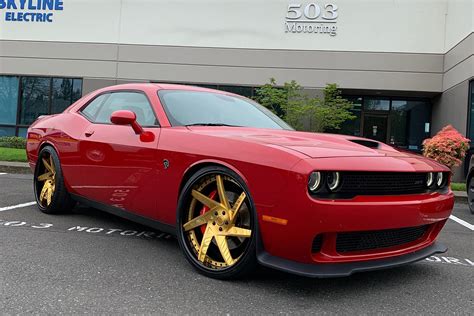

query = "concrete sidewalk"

[0,160,469,203]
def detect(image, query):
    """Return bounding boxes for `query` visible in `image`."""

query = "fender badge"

[163,159,170,169]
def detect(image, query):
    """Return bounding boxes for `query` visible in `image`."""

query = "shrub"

[253,79,355,132]
[422,125,470,169]
[0,136,27,149]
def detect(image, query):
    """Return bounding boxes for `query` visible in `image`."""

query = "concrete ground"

[1,173,473,314]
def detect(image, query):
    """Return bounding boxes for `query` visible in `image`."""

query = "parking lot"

[1,172,473,314]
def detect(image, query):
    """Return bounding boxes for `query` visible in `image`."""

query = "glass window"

[364,98,390,111]
[218,85,254,98]
[94,92,158,126]
[0,126,16,137]
[51,78,73,114]
[81,94,109,121]
[390,100,431,150]
[17,128,28,138]
[72,79,83,102]
[469,81,474,143]
[0,76,19,125]
[339,96,362,136]
[20,77,51,125]
[159,90,292,130]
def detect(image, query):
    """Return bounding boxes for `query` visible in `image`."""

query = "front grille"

[336,225,429,253]
[338,172,428,195]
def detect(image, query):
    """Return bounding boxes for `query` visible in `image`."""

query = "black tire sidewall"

[468,175,474,214]
[176,166,258,279]
[34,146,73,214]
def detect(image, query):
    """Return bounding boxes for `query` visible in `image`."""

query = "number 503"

[286,3,338,20]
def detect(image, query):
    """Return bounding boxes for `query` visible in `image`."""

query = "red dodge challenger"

[26,83,454,279]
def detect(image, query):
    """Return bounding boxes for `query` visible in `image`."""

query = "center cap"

[216,217,224,226]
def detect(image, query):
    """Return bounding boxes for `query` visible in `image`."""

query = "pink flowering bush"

[422,125,470,169]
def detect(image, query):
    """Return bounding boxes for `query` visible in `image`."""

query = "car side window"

[81,94,109,120]
[82,92,159,126]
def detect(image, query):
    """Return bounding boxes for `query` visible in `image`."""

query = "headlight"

[308,172,322,192]
[436,172,444,188]
[326,172,341,191]
[426,172,434,187]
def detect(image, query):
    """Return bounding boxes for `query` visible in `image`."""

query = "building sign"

[285,2,338,36]
[0,0,63,22]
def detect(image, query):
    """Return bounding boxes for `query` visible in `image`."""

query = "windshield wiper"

[185,123,242,127]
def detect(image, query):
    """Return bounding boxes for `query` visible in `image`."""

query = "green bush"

[0,136,27,149]
[253,79,355,132]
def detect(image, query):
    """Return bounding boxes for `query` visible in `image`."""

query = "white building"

[0,0,473,179]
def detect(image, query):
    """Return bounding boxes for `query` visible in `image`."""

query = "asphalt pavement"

[1,173,473,314]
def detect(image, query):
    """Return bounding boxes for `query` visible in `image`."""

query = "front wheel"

[34,146,76,214]
[177,166,257,279]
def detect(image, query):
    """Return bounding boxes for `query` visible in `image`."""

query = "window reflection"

[20,77,51,125]
[0,76,19,125]
[364,98,390,111]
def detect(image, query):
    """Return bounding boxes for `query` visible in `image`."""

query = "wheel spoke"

[216,175,230,209]
[49,155,55,175]
[230,191,246,223]
[215,235,234,266]
[192,189,221,209]
[198,225,214,262]
[39,184,48,202]
[182,206,218,231]
[37,172,52,182]
[220,226,252,238]
[46,188,52,205]
[42,158,53,173]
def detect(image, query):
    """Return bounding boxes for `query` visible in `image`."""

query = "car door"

[73,90,161,217]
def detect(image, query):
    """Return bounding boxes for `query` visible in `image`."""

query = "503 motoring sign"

[285,2,338,36]
[0,0,64,22]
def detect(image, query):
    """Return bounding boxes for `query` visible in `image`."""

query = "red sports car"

[26,83,454,279]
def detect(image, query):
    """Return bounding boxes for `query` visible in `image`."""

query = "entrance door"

[363,115,388,143]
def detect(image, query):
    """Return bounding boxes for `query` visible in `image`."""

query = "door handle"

[85,130,95,137]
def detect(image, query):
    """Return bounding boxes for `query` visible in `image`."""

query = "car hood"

[186,127,417,159]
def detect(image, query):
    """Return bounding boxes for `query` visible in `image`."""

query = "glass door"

[363,114,388,143]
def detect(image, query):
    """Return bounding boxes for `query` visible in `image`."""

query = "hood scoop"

[349,139,380,149]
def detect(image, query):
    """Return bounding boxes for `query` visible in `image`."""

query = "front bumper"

[257,241,447,278]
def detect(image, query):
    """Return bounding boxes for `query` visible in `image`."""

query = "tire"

[34,146,76,214]
[467,175,474,215]
[177,166,258,279]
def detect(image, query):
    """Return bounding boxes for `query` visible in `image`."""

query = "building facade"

[0,0,473,179]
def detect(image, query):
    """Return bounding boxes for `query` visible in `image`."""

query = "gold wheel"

[182,174,252,270]
[37,153,56,207]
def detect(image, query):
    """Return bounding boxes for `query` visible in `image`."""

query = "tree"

[253,79,355,132]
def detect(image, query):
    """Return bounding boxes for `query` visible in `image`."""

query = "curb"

[0,161,31,174]
[453,191,468,204]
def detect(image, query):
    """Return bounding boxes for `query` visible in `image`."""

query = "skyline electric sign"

[0,0,64,22]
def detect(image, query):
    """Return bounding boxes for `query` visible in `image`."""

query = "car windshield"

[158,90,293,130]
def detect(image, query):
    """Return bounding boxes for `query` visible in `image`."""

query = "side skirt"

[71,193,177,236]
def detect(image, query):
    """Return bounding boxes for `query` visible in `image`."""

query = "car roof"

[100,83,242,97]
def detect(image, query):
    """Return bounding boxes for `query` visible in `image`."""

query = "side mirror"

[110,110,154,142]
[111,110,143,134]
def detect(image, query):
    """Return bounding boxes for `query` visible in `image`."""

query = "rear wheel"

[177,166,257,279]
[468,175,474,214]
[34,146,76,214]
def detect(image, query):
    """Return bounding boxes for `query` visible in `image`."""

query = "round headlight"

[436,172,444,187]
[327,172,341,191]
[308,172,322,192]
[426,172,434,187]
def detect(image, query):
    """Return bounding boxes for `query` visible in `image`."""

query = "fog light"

[308,172,322,192]
[426,172,434,187]
[327,172,341,191]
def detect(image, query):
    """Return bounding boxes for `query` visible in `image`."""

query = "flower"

[422,125,470,169]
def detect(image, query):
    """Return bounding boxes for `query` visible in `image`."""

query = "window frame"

[78,89,160,128]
